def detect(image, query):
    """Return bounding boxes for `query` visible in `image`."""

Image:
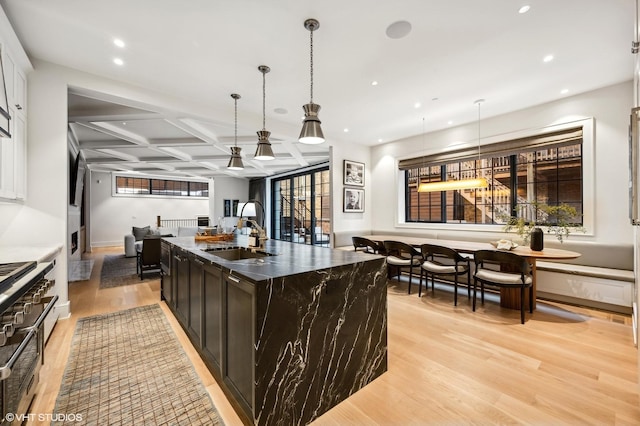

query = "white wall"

[88,171,210,247]
[330,142,372,235]
[212,176,250,221]
[369,81,634,245]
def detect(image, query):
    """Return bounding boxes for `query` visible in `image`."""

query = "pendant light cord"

[234,96,238,148]
[309,27,314,103]
[262,70,266,130]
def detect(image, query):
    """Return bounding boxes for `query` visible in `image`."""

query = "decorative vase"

[530,227,544,251]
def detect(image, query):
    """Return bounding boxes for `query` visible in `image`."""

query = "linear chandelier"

[418,99,488,192]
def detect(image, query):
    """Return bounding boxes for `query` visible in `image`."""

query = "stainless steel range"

[0,261,58,425]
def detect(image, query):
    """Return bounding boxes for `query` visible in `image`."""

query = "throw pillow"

[132,226,151,241]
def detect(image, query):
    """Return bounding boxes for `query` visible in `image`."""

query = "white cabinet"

[0,105,25,200]
[0,44,28,201]
[2,48,26,114]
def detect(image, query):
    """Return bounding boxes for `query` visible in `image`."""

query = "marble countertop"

[0,244,63,263]
[163,236,384,282]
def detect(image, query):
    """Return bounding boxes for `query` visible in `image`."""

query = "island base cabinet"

[174,249,190,326]
[188,256,204,344]
[223,274,255,417]
[202,263,223,373]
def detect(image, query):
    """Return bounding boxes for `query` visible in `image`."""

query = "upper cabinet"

[3,50,27,115]
[0,7,32,201]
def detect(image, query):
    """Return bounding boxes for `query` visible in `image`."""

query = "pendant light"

[227,93,244,170]
[418,100,489,192]
[299,18,325,144]
[254,65,275,160]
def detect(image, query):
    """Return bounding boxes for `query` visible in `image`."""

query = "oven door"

[0,294,58,425]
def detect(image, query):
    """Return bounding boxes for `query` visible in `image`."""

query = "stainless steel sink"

[204,247,275,261]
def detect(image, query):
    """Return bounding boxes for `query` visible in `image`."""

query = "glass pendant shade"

[254,130,275,160]
[299,103,324,144]
[227,146,244,170]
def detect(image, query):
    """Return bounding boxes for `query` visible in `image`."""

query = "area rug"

[53,304,224,426]
[68,259,94,282]
[99,254,159,288]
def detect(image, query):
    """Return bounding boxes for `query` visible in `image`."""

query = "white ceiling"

[0,0,635,179]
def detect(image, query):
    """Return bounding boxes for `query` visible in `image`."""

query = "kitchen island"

[160,236,387,425]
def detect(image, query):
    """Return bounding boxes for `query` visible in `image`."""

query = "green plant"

[500,203,586,244]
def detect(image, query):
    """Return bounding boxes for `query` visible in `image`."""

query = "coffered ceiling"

[1,0,634,179]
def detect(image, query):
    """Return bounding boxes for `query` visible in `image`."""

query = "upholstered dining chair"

[472,249,533,324]
[352,236,385,254]
[419,244,471,306]
[137,237,162,280]
[383,240,422,294]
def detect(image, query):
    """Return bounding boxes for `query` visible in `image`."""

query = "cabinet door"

[188,256,204,344]
[0,112,15,199]
[161,244,174,306]
[203,263,222,372]
[12,111,25,199]
[174,250,190,326]
[224,273,255,412]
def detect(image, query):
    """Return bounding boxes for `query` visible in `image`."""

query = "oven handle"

[0,329,36,380]
[24,294,58,332]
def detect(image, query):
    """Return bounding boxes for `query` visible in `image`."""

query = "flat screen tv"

[70,152,86,207]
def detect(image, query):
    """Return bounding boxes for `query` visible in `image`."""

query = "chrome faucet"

[237,199,268,248]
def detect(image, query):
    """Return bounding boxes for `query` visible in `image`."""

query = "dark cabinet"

[161,242,173,307]
[174,249,190,326]
[202,263,223,373]
[188,256,204,344]
[223,273,255,413]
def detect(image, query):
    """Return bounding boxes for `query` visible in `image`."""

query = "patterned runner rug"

[100,254,159,288]
[53,304,224,426]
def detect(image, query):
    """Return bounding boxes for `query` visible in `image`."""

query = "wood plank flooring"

[27,247,639,425]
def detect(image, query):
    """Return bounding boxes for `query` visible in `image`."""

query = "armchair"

[137,237,162,280]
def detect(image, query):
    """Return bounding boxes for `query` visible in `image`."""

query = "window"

[402,128,583,225]
[115,176,208,198]
[271,166,331,246]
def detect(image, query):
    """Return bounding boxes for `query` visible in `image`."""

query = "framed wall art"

[344,187,364,213]
[344,160,364,187]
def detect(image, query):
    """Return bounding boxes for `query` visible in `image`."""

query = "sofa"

[124,225,201,257]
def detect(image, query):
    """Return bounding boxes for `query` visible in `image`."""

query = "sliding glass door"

[272,167,331,247]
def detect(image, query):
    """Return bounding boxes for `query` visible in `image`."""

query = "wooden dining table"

[366,234,581,310]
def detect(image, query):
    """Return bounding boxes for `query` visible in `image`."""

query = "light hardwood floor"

[28,247,639,425]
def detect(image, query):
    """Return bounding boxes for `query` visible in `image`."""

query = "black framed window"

[403,130,583,225]
[115,176,208,197]
[271,166,331,246]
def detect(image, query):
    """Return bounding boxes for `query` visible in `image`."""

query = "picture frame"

[344,160,365,187]
[223,199,231,217]
[344,187,364,213]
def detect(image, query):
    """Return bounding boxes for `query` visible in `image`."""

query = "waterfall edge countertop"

[163,236,383,282]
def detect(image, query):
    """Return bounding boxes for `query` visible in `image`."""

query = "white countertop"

[0,244,63,263]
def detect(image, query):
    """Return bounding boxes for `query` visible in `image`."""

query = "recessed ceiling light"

[414,102,421,109]
[519,5,530,14]
[113,58,124,66]
[344,128,349,133]
[378,138,383,143]
[113,38,125,48]
[447,120,453,125]
[274,107,287,114]
[386,21,412,39]
[560,89,569,94]
[371,81,378,86]
[543,55,554,63]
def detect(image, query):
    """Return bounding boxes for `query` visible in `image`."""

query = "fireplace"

[71,231,78,254]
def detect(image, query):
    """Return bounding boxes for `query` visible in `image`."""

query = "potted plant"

[500,202,586,246]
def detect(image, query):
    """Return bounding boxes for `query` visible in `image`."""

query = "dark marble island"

[160,236,387,425]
